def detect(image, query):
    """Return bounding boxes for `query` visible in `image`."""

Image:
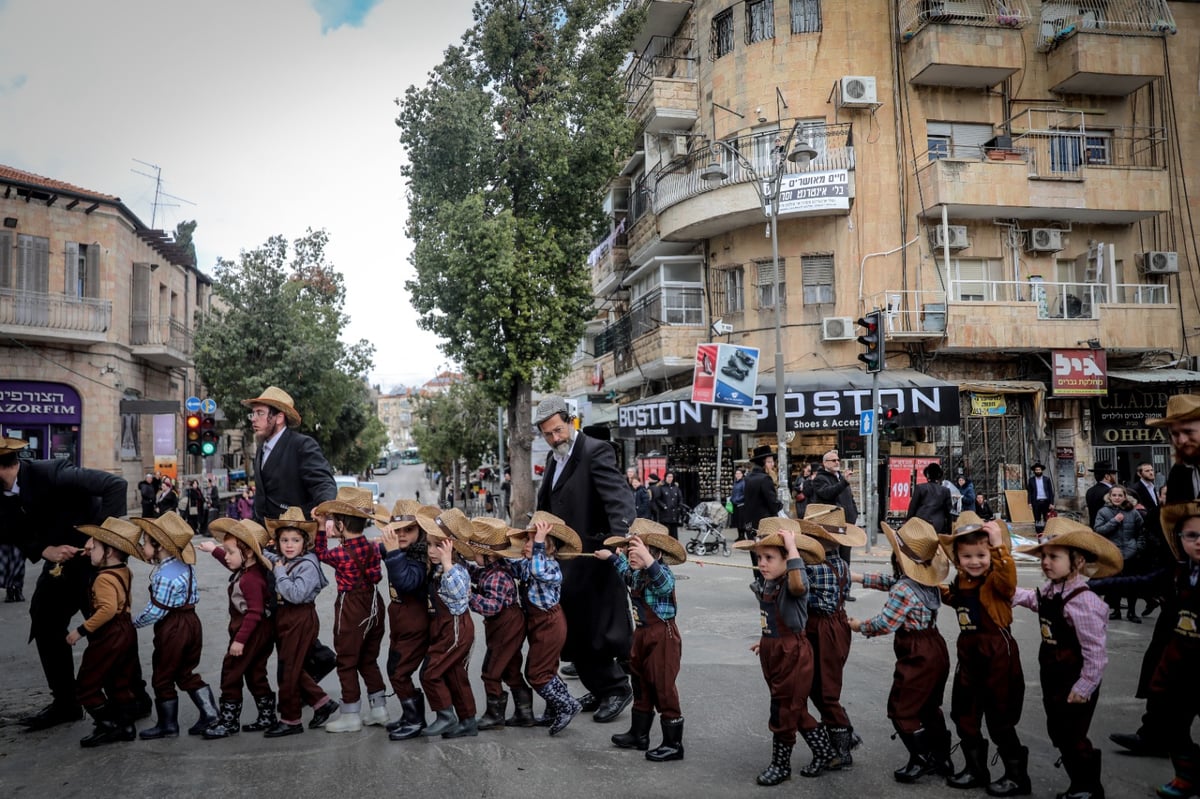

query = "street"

[0,464,1178,798]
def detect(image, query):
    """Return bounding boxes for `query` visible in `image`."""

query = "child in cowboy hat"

[379,499,438,741]
[794,504,867,776]
[937,513,1030,796]
[198,519,276,739]
[849,517,954,785]
[467,516,534,732]
[67,517,145,748]
[260,507,337,737]
[733,518,827,786]
[415,508,479,738]
[130,511,218,739]
[597,518,688,762]
[311,486,390,733]
[1011,517,1122,799]
[500,511,584,736]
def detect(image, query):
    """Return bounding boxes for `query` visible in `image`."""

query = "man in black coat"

[1025,461,1055,536]
[535,396,635,723]
[0,438,138,730]
[811,450,859,597]
[739,445,783,578]
[242,386,337,523]
[1085,461,1117,528]
[906,462,953,535]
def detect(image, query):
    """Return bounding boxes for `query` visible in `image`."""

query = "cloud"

[310,0,381,32]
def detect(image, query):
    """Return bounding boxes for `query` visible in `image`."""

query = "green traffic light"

[201,441,216,456]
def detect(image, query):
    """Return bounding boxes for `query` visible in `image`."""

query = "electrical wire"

[4,335,127,394]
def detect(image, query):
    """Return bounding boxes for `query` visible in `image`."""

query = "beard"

[552,439,572,458]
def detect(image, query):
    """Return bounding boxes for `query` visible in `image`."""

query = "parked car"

[334,475,359,492]
[359,481,383,505]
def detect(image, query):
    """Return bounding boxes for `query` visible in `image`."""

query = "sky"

[0,0,477,392]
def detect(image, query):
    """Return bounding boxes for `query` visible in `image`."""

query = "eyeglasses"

[824,458,839,463]
[246,409,273,421]
[1181,532,1200,543]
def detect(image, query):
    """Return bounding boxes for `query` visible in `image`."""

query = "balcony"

[871,281,1179,353]
[915,116,1168,224]
[626,0,694,52]
[589,221,630,300]
[1037,0,1175,94]
[130,314,193,367]
[654,124,855,241]
[593,287,703,388]
[899,0,1032,88]
[625,36,698,133]
[0,289,111,345]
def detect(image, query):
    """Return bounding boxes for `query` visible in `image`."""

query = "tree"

[411,381,498,505]
[397,0,638,521]
[192,229,380,476]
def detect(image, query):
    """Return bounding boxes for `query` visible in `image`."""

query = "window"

[724,267,745,313]
[801,254,834,305]
[928,135,951,161]
[947,258,1003,301]
[663,287,704,325]
[1084,131,1111,165]
[1050,135,1083,174]
[746,0,775,44]
[711,9,734,59]
[756,259,786,309]
[791,0,822,33]
[926,121,994,159]
[64,242,100,299]
[16,234,49,293]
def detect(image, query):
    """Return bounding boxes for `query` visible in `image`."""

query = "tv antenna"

[130,159,195,230]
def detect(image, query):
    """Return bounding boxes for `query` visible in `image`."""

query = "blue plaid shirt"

[432,563,471,616]
[133,557,197,628]
[806,553,849,615]
[508,543,562,611]
[611,556,676,621]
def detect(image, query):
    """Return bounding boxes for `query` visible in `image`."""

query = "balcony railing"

[594,286,704,357]
[130,314,192,354]
[1036,0,1177,52]
[949,279,1169,319]
[0,288,111,333]
[899,0,1033,41]
[653,123,854,214]
[630,174,653,224]
[624,36,697,110]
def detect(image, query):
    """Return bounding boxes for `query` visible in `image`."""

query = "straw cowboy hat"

[385,499,438,532]
[733,517,826,565]
[240,386,302,427]
[76,517,146,562]
[415,508,476,560]
[937,510,1012,559]
[797,504,867,548]
[131,511,197,564]
[498,511,583,557]
[1146,394,1200,428]
[603,518,688,566]
[469,516,519,552]
[210,517,272,568]
[881,517,951,587]
[1014,516,1124,578]
[312,486,389,523]
[265,506,319,542]
[1159,501,1200,562]
[0,436,29,456]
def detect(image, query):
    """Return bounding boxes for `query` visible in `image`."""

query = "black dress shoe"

[593,690,633,723]
[264,721,304,738]
[22,702,83,731]
[559,662,579,679]
[576,693,599,712]
[5,586,23,602]
[1109,731,1168,757]
[309,700,339,729]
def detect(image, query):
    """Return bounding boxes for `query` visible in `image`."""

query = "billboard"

[692,343,760,409]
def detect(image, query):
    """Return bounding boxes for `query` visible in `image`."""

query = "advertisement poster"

[886,457,941,515]
[1051,348,1107,396]
[691,343,760,409]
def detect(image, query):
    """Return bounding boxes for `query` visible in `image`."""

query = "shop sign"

[778,169,851,215]
[691,343,760,408]
[969,393,1006,416]
[1056,447,1075,460]
[0,381,83,424]
[1093,389,1172,444]
[1051,349,1107,396]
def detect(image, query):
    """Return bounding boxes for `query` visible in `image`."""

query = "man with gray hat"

[534,396,635,723]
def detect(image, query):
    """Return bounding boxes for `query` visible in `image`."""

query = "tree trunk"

[508,380,534,525]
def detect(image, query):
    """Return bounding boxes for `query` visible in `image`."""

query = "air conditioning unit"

[822,316,856,341]
[838,76,878,108]
[670,135,689,159]
[931,224,969,250]
[1141,251,1179,275]
[1026,228,1064,253]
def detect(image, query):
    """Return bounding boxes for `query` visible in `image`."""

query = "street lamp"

[702,121,817,513]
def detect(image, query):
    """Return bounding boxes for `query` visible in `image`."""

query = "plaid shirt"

[133,557,197,628]
[806,553,848,615]
[314,528,382,593]
[611,556,676,621]
[859,573,937,636]
[432,562,471,616]
[508,543,562,611]
[469,560,519,618]
[1013,575,1109,698]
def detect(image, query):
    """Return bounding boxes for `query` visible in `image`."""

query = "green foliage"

[410,381,497,478]
[193,229,380,475]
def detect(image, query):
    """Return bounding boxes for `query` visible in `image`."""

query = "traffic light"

[201,414,218,457]
[881,405,901,435]
[186,412,202,456]
[856,309,885,373]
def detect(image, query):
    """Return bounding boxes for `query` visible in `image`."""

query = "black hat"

[1031,462,1046,471]
[749,444,776,464]
[1091,461,1116,475]
[648,472,660,483]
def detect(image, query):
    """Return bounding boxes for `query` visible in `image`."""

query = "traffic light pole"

[866,368,880,552]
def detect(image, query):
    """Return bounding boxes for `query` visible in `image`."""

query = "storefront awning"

[1108,369,1200,385]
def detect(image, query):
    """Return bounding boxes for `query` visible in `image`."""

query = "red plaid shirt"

[314,528,382,593]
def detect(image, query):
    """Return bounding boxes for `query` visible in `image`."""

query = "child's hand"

[533,520,552,544]
[325,518,339,539]
[750,642,760,655]
[1067,690,1088,704]
[847,618,862,633]
[627,537,651,570]
[850,571,864,584]
[778,529,798,557]
[435,538,454,567]
[474,553,486,568]
[982,520,1004,549]
[380,526,399,552]
[229,641,244,657]
[594,548,613,561]
[197,541,217,553]
[66,630,81,646]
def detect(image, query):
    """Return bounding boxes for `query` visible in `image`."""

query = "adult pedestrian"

[905,462,953,535]
[1092,484,1145,622]
[739,445,784,578]
[793,462,814,518]
[243,386,337,523]
[654,472,684,540]
[631,475,653,520]
[534,396,635,724]
[955,474,976,517]
[205,477,220,534]
[155,476,178,516]
[729,467,746,532]
[1129,462,1166,617]
[1025,462,1055,536]
[0,437,151,731]
[138,472,157,518]
[185,479,205,535]
[646,473,661,522]
[1085,462,1116,529]
[810,450,859,598]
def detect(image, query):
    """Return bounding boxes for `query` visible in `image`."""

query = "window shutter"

[0,232,10,289]
[65,242,80,297]
[85,244,100,298]
[801,254,834,304]
[132,263,151,316]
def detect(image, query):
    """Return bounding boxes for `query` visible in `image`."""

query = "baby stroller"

[684,502,731,557]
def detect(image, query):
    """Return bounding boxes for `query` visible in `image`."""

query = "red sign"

[691,344,719,404]
[887,457,941,514]
[1056,446,1075,460]
[1051,348,1107,396]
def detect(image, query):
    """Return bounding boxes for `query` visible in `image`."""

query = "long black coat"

[810,467,859,524]
[740,465,782,533]
[906,480,953,535]
[252,428,337,522]
[0,459,127,560]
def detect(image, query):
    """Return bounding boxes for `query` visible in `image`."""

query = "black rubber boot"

[988,744,1033,796]
[139,697,180,740]
[895,729,937,783]
[646,716,684,762]
[202,700,242,739]
[242,692,277,732]
[422,708,458,737]
[757,737,794,786]
[947,737,990,789]
[1059,749,1105,799]
[80,703,135,748]
[478,692,508,731]
[442,715,479,739]
[828,724,862,768]
[538,676,582,736]
[186,685,219,735]
[611,708,654,750]
[799,725,839,777]
[388,693,426,740]
[505,686,537,728]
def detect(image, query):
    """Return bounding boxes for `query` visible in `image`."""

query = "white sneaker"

[364,705,389,727]
[324,712,363,733]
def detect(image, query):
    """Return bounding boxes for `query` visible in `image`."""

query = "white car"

[334,475,359,491]
[359,481,383,505]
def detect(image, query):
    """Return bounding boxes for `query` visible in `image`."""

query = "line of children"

[598,518,687,761]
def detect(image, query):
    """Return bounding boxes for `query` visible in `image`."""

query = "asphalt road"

[0,464,1180,797]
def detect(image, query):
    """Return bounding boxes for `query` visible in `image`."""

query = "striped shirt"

[611,556,676,620]
[1013,575,1109,698]
[133,557,197,628]
[859,573,937,636]
[508,543,562,611]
